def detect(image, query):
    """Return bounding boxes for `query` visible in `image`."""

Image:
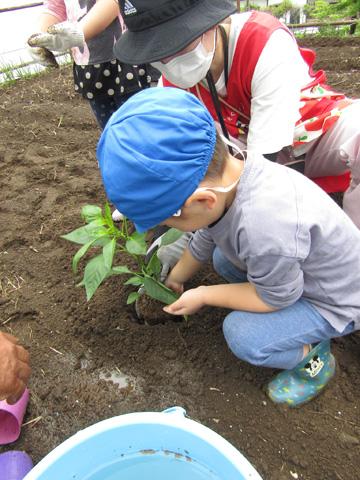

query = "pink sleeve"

[43,0,67,22]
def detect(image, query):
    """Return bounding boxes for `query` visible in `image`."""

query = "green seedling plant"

[62,203,184,309]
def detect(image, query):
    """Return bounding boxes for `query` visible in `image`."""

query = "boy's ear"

[184,190,217,210]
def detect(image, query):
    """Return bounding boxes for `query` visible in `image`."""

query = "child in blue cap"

[97,87,360,407]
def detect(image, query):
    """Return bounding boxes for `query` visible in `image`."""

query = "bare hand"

[165,275,184,294]
[163,287,206,316]
[0,332,31,404]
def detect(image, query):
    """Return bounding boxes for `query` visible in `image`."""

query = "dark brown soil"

[0,37,360,480]
[135,294,183,325]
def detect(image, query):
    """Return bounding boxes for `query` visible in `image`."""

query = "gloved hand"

[147,231,192,281]
[27,21,85,53]
[27,44,59,68]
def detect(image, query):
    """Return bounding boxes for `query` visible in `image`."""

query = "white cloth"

[227,14,312,154]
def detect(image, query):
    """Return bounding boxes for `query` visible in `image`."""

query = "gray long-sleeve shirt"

[189,153,360,332]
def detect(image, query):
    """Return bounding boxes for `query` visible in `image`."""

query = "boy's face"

[162,205,217,232]
[162,208,212,232]
[161,188,228,232]
[161,149,245,232]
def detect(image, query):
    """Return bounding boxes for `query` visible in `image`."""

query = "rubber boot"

[267,340,336,407]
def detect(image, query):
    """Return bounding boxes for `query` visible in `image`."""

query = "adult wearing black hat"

[115,0,360,231]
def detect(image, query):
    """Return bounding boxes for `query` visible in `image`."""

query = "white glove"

[27,44,59,68]
[147,231,192,281]
[27,22,85,53]
[112,209,124,222]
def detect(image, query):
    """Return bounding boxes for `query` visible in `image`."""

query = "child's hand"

[165,276,184,294]
[163,287,206,316]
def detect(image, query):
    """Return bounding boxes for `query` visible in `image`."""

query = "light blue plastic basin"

[23,407,262,480]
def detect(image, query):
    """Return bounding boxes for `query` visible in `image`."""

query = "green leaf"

[124,276,144,286]
[81,205,103,223]
[110,265,133,275]
[72,240,97,273]
[93,237,112,247]
[62,225,93,245]
[127,292,140,304]
[103,238,116,271]
[143,275,179,305]
[89,218,107,226]
[104,202,114,227]
[82,253,111,301]
[125,231,148,255]
[160,228,184,247]
[146,251,161,277]
[62,222,108,245]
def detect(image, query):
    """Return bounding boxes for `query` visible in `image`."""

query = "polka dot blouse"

[73,60,155,100]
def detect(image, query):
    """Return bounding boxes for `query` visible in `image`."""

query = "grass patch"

[0,54,71,88]
[0,60,42,86]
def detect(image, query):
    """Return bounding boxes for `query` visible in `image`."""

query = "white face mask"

[151,31,216,89]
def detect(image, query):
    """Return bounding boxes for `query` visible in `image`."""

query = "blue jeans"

[213,248,354,369]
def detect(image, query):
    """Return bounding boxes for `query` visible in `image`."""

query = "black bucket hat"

[114,0,237,64]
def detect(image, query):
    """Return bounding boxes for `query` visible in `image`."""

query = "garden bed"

[0,37,360,479]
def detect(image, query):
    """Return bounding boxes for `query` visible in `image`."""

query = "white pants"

[303,101,360,228]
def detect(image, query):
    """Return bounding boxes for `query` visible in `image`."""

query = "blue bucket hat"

[97,88,216,232]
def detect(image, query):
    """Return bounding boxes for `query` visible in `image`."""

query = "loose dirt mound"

[0,38,359,479]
